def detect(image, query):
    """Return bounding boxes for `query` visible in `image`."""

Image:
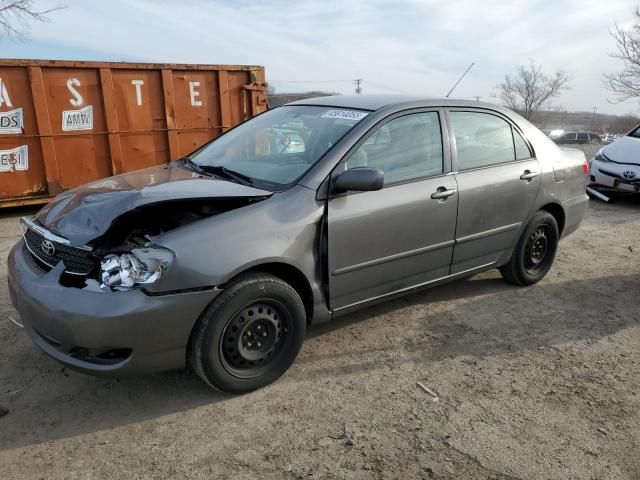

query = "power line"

[268,79,353,84]
[366,80,410,94]
[270,78,413,95]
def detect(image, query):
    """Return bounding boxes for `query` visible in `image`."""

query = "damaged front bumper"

[590,159,640,192]
[7,241,220,375]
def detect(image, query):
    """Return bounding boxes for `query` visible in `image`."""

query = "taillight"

[583,160,589,175]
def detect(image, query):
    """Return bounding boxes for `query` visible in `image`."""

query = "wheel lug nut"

[257,342,262,348]
[262,332,267,337]
[247,342,252,348]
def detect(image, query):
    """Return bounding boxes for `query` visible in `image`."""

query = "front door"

[447,110,541,274]
[327,110,458,310]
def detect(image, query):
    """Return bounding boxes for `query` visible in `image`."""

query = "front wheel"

[500,211,559,286]
[189,273,306,393]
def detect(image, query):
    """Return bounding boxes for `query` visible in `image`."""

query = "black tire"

[189,273,306,393]
[500,211,559,286]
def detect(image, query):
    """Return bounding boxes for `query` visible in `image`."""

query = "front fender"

[144,186,323,295]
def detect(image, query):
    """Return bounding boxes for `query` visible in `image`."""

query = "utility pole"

[354,79,363,95]
[475,96,481,102]
[591,106,597,131]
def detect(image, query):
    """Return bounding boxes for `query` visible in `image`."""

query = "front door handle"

[520,170,539,181]
[431,187,457,200]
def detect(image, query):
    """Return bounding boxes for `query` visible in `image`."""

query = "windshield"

[190,105,369,189]
[628,125,640,138]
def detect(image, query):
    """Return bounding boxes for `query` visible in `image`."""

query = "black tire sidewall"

[513,212,559,285]
[196,275,306,393]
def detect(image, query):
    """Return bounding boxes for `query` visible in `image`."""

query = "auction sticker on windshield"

[321,110,369,121]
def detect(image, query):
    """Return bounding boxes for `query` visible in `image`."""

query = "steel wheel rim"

[219,301,289,379]
[524,226,550,275]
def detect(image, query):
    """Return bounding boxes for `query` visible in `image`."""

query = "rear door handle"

[520,170,539,181]
[431,187,457,200]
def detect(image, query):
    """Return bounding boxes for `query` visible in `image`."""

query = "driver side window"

[344,112,443,185]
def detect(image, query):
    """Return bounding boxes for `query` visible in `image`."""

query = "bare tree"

[605,8,640,101]
[496,61,569,120]
[608,114,640,134]
[0,0,63,39]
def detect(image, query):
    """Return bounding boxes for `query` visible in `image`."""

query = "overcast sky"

[1,0,638,115]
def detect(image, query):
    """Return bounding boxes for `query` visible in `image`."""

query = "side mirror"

[332,167,384,193]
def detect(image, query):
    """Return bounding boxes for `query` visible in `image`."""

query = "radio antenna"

[446,62,475,98]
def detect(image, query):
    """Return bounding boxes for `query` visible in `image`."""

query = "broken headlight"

[100,246,174,290]
[593,149,609,163]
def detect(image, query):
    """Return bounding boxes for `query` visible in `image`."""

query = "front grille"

[598,168,625,180]
[23,227,96,275]
[599,168,640,182]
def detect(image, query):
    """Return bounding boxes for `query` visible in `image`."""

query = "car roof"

[288,94,506,112]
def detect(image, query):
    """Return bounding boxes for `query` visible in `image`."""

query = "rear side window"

[577,133,589,141]
[344,112,443,185]
[514,129,532,160]
[449,111,525,170]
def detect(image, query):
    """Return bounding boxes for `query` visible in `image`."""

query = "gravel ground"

[1,143,639,479]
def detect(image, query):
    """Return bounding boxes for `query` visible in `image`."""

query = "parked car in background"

[554,132,602,145]
[548,129,565,139]
[8,96,590,393]
[600,133,616,144]
[590,123,640,193]
[541,129,565,139]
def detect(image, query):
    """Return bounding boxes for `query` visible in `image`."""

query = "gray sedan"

[8,96,589,393]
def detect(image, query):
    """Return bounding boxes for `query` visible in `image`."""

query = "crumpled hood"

[604,135,640,165]
[34,162,272,246]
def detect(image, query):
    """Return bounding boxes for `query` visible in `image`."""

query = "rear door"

[447,109,541,274]
[327,110,458,310]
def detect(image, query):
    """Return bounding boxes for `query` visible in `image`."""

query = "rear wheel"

[500,211,559,286]
[189,273,306,393]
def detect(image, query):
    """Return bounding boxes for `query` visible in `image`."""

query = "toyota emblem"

[623,170,637,180]
[40,240,56,256]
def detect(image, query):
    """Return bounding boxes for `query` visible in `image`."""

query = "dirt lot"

[1,145,639,479]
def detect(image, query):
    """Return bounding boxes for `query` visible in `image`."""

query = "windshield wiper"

[183,158,252,185]
[184,156,206,174]
[197,165,254,185]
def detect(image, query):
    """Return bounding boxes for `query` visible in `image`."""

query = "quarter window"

[344,112,443,185]
[449,111,529,170]
[514,129,532,160]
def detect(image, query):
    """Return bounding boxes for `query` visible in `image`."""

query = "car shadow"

[294,271,640,380]
[589,190,640,210]
[0,271,637,450]
[306,271,513,341]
